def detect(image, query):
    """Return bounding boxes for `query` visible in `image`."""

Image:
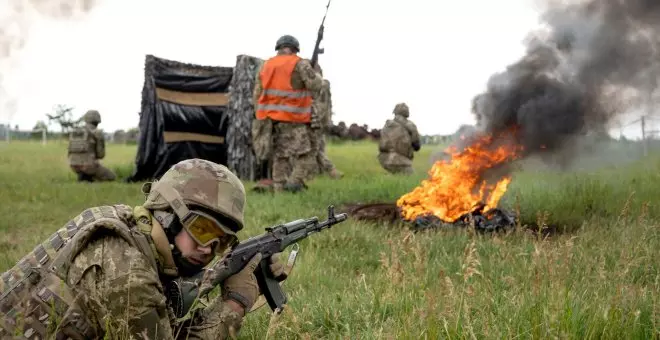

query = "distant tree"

[113,129,126,143]
[46,104,80,135]
[33,120,48,132]
[126,127,140,142]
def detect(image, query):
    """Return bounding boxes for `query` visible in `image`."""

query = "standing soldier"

[0,159,288,339]
[377,102,421,174]
[253,35,324,192]
[309,65,343,180]
[67,109,116,182]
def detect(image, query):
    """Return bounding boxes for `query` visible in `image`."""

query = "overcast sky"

[0,0,651,138]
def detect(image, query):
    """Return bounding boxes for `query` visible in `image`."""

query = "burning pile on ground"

[342,129,524,233]
[396,129,522,232]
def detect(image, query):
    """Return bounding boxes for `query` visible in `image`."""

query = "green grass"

[0,139,658,339]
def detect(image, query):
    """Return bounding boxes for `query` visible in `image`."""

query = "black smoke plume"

[470,0,660,160]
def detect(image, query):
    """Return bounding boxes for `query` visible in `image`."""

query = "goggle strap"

[155,184,192,224]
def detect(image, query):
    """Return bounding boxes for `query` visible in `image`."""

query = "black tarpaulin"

[127,54,234,182]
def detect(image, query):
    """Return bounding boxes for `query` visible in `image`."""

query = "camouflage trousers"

[315,133,336,174]
[70,162,117,182]
[271,123,316,190]
[377,152,413,175]
[272,152,317,189]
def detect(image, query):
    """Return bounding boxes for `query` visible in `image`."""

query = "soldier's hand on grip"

[269,252,288,281]
[221,252,262,313]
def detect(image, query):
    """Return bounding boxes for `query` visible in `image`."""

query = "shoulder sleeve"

[253,63,264,106]
[295,59,323,92]
[406,121,421,149]
[72,235,176,339]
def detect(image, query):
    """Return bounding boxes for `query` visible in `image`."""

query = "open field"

[0,140,658,339]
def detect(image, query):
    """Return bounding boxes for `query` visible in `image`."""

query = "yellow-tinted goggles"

[183,211,238,251]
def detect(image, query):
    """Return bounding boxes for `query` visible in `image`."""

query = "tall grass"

[0,140,657,339]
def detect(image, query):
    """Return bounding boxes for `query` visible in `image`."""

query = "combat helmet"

[393,103,409,117]
[142,159,246,242]
[83,109,101,124]
[275,35,300,53]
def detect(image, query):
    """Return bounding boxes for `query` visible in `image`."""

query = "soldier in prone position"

[0,158,287,339]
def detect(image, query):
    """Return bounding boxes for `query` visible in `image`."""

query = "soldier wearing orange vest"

[253,35,324,192]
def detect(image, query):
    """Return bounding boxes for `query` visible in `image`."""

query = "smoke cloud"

[469,0,660,161]
[0,0,100,122]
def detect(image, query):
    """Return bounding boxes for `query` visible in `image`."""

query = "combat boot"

[328,168,344,179]
[252,179,274,193]
[283,182,307,193]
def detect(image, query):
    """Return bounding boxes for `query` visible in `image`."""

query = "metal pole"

[642,116,648,156]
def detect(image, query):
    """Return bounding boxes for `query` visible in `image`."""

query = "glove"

[268,253,288,281]
[221,253,262,313]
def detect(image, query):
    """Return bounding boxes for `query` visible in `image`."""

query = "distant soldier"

[253,35,324,192]
[377,103,421,174]
[67,109,116,182]
[0,159,288,339]
[309,64,343,180]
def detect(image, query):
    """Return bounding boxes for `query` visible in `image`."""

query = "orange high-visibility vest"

[256,55,313,123]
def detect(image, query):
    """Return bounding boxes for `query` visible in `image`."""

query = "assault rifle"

[166,205,348,318]
[310,0,331,68]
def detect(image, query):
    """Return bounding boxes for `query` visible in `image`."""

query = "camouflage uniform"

[67,110,116,182]
[0,159,283,339]
[252,38,323,192]
[308,78,342,180]
[378,103,421,174]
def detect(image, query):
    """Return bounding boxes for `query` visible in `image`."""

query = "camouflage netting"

[226,54,265,181]
[127,54,233,182]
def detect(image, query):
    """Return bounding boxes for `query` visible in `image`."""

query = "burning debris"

[412,204,517,233]
[341,127,525,233]
[397,129,522,224]
[341,201,518,234]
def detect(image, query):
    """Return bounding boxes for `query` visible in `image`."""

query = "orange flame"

[396,132,523,223]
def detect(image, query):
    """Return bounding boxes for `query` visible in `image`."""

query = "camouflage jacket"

[311,79,333,130]
[67,123,106,166]
[0,205,244,340]
[378,114,421,159]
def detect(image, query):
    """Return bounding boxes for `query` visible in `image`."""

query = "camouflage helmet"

[275,35,300,52]
[393,103,409,117]
[142,159,246,235]
[83,110,101,124]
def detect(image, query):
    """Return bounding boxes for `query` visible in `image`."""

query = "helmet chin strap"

[150,183,195,227]
[153,210,177,233]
